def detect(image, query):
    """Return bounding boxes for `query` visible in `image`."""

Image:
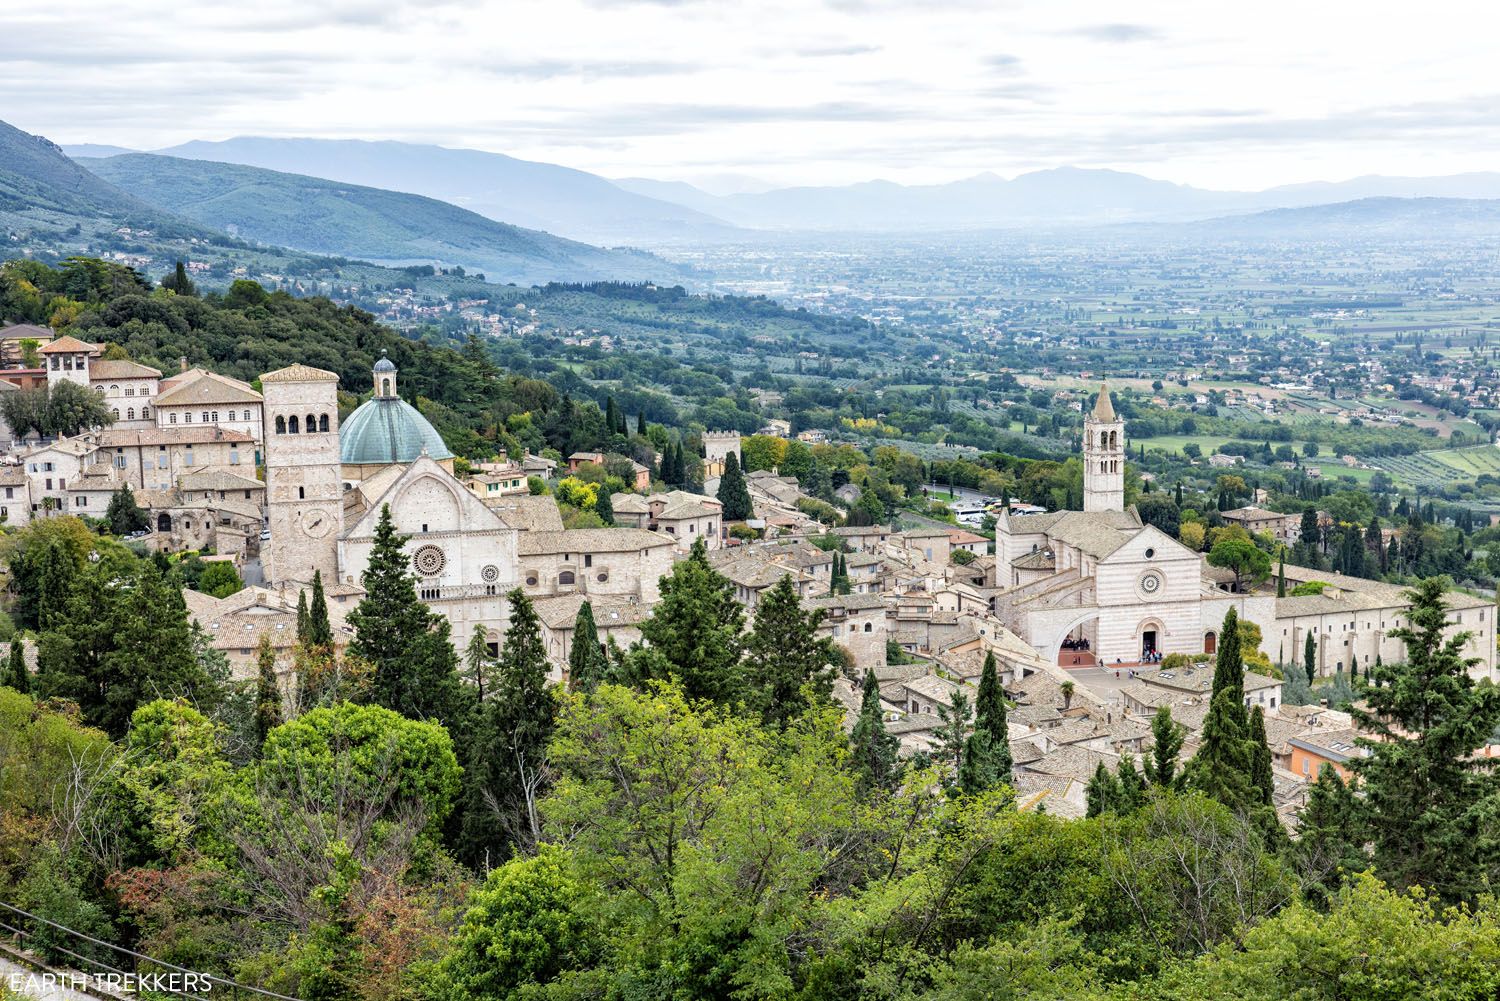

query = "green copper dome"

[340,396,454,464]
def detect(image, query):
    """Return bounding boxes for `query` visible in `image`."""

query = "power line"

[0,900,305,1001]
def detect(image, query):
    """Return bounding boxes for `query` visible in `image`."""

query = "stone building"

[260,363,344,585]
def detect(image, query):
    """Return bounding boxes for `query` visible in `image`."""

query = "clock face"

[301,509,331,538]
[1140,571,1162,595]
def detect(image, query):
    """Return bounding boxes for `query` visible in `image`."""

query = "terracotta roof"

[517,528,676,555]
[38,335,98,354]
[155,370,263,407]
[90,359,162,380]
[260,364,339,384]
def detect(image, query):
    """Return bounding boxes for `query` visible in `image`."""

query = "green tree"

[567,600,609,694]
[253,634,281,753]
[594,486,614,525]
[716,451,753,521]
[1143,706,1184,789]
[1304,630,1318,682]
[636,537,744,704]
[960,652,1012,795]
[105,485,149,536]
[1247,705,1274,807]
[464,623,493,702]
[742,575,837,728]
[43,379,115,437]
[348,505,464,726]
[1207,537,1272,592]
[197,560,244,599]
[462,589,556,863]
[307,570,333,647]
[850,668,899,796]
[296,589,310,644]
[1187,608,1255,813]
[1297,764,1366,896]
[4,635,27,693]
[162,260,197,296]
[1086,761,1121,817]
[1350,577,1500,901]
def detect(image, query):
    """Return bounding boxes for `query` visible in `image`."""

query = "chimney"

[179,356,188,373]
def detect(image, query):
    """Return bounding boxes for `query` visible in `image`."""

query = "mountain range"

[78,153,678,286]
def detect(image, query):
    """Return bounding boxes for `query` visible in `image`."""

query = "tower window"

[319,414,329,432]
[289,415,299,434]
[275,415,286,434]
[298,486,305,499]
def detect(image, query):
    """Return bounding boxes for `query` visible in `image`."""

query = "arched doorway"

[1204,631,1217,654]
[157,513,172,533]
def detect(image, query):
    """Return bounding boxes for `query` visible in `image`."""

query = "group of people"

[1061,636,1091,651]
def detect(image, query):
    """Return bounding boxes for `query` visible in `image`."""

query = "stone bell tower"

[260,363,343,584]
[1082,384,1124,513]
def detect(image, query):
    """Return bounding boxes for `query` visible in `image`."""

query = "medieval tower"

[1082,384,1124,513]
[260,363,343,584]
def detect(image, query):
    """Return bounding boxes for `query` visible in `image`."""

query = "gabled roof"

[97,427,254,447]
[0,323,53,339]
[90,359,162,380]
[38,335,98,354]
[517,528,676,556]
[155,370,263,407]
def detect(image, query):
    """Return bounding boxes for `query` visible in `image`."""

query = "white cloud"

[3,0,1499,188]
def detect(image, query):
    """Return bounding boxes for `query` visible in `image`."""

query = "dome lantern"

[373,350,398,399]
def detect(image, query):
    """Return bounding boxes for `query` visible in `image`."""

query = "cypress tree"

[6,636,27,693]
[595,488,614,526]
[717,451,753,521]
[1086,762,1122,817]
[296,590,310,644]
[960,652,1012,794]
[743,575,837,728]
[1304,631,1317,683]
[605,396,621,436]
[567,600,609,694]
[1248,705,1275,807]
[1143,706,1184,789]
[1276,551,1287,598]
[464,623,492,703]
[850,668,899,797]
[253,633,281,751]
[1116,755,1147,812]
[637,537,744,704]
[1210,606,1244,708]
[1189,607,1255,812]
[637,409,647,436]
[1350,577,1500,901]
[1297,764,1366,895]
[307,570,333,647]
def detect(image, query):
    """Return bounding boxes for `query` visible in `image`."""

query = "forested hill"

[79,153,682,286]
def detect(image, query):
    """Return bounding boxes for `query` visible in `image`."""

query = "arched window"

[157,513,171,532]
[558,570,575,586]
[111,408,119,418]
[382,378,391,396]
[288,415,299,434]
[319,413,330,432]
[126,408,134,420]
[210,411,219,423]
[275,415,286,434]
[141,405,150,419]
[863,622,873,633]
[306,414,317,434]
[243,410,251,421]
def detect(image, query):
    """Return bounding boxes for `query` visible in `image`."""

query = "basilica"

[990,387,1497,680]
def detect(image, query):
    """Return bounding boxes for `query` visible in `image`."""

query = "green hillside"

[80,153,678,285]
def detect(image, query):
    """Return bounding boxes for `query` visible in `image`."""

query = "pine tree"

[253,633,281,751]
[934,690,972,779]
[1349,577,1500,901]
[307,570,333,647]
[1248,705,1275,807]
[960,652,1012,794]
[1116,755,1147,812]
[1143,706,1184,789]
[348,505,465,726]
[1304,631,1318,683]
[1211,606,1245,708]
[464,623,493,702]
[717,451,753,521]
[595,488,614,526]
[637,537,744,704]
[849,668,899,797]
[743,575,837,728]
[1297,764,1366,895]
[6,636,27,693]
[462,589,556,863]
[105,485,148,536]
[567,601,609,694]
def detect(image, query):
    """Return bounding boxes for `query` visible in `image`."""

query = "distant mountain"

[61,143,138,160]
[616,166,1500,232]
[152,137,737,245]
[1183,197,1500,239]
[0,120,169,221]
[80,153,681,286]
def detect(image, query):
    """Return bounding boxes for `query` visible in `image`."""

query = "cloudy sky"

[4,0,1498,191]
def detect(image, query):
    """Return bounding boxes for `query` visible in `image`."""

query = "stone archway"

[1042,608,1102,668]
[157,512,172,533]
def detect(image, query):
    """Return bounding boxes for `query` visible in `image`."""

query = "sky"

[5,0,1500,192]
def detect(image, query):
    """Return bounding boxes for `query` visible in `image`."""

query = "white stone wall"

[158,403,264,445]
[96,377,160,429]
[519,545,673,605]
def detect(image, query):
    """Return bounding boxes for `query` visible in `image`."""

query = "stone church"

[990,386,1497,681]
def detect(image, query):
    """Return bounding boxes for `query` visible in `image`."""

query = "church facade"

[991,386,1497,681]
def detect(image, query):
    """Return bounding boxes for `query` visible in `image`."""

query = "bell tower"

[260,364,343,584]
[1083,384,1124,513]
